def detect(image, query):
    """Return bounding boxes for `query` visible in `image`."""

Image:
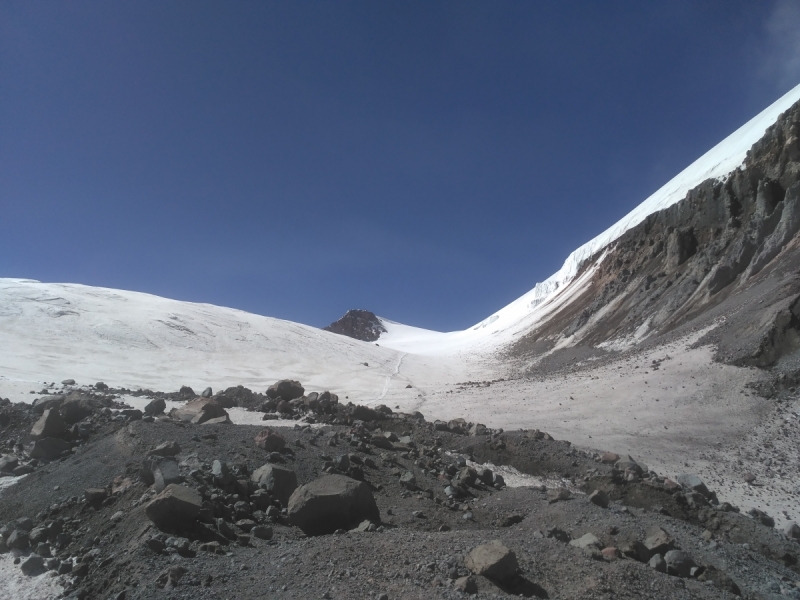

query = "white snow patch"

[0,554,64,600]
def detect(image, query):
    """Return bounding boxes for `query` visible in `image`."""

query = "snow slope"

[378,83,800,355]
[0,279,472,404]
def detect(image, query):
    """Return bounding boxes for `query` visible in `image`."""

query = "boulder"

[61,379,75,385]
[287,474,380,535]
[266,380,304,401]
[620,541,651,563]
[454,575,478,594]
[664,550,696,578]
[31,395,65,414]
[748,508,775,527]
[202,415,231,425]
[251,525,273,540]
[201,387,213,398]
[179,386,195,399]
[153,458,182,493]
[644,526,675,555]
[676,473,711,498]
[7,530,29,549]
[785,522,800,540]
[84,488,108,504]
[588,489,609,508]
[600,452,619,464]
[145,484,202,530]
[144,398,166,415]
[211,460,234,487]
[469,423,487,436]
[570,533,601,550]
[649,554,667,573]
[254,428,286,452]
[251,464,298,505]
[464,540,519,583]
[20,555,46,576]
[30,438,70,460]
[351,405,378,421]
[59,395,96,424]
[172,398,227,424]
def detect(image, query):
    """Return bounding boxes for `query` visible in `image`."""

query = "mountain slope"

[0,279,471,402]
[373,83,800,358]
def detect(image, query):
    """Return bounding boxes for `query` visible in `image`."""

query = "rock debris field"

[0,379,799,600]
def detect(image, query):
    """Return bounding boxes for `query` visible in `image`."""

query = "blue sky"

[3,1,800,331]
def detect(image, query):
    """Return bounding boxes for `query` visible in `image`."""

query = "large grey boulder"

[287,474,379,535]
[464,540,519,583]
[676,474,710,498]
[145,484,202,530]
[266,380,304,401]
[31,395,65,414]
[30,438,70,460]
[172,399,227,424]
[59,394,97,424]
[251,464,297,506]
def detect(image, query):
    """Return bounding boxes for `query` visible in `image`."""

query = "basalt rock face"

[323,309,387,342]
[510,98,800,368]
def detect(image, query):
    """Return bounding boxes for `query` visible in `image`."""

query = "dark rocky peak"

[323,309,386,342]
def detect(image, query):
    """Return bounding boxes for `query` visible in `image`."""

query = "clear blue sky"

[3,1,800,330]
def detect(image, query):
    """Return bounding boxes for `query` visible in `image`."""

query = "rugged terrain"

[0,381,799,600]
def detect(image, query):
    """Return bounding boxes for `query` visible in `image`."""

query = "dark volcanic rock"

[145,484,202,530]
[251,464,298,506]
[323,309,387,342]
[266,380,304,401]
[30,438,70,460]
[287,474,380,535]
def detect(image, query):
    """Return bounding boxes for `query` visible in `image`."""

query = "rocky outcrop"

[323,309,386,342]
[509,98,800,368]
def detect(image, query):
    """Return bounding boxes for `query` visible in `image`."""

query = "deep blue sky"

[3,2,800,330]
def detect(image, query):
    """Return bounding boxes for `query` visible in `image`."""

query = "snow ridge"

[472,83,800,332]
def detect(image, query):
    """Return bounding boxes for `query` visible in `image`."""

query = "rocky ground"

[0,380,799,600]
